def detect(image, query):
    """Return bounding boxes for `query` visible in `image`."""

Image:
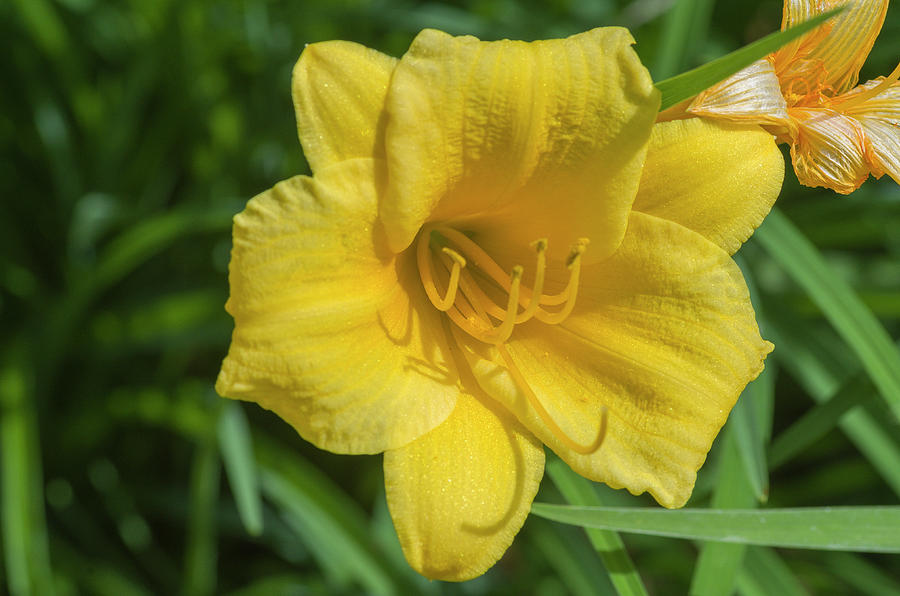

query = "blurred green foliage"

[1,0,898,594]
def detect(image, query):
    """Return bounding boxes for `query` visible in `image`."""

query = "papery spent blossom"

[216,28,782,581]
[683,0,899,193]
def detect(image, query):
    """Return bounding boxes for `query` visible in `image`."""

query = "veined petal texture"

[292,41,397,171]
[634,118,784,255]
[456,212,771,508]
[689,58,790,125]
[789,107,872,193]
[380,27,659,262]
[777,0,888,95]
[384,391,544,581]
[216,159,459,454]
[840,79,900,184]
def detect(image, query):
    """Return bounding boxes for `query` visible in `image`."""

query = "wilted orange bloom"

[684,0,899,194]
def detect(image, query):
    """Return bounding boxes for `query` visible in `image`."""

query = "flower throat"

[416,225,607,455]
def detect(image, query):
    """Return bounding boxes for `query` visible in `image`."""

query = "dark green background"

[2,0,898,594]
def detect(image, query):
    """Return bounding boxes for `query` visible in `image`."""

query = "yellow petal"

[457,212,771,508]
[633,118,784,255]
[216,158,459,454]
[384,390,544,581]
[777,0,888,95]
[789,107,872,193]
[380,27,659,262]
[688,58,791,125]
[292,41,398,172]
[840,79,900,184]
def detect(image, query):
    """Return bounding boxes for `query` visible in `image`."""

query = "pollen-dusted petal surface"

[292,41,397,172]
[457,212,771,508]
[381,27,659,261]
[384,390,544,582]
[688,58,790,125]
[633,118,784,255]
[778,0,888,94]
[790,107,871,194]
[216,159,459,455]
[841,79,900,184]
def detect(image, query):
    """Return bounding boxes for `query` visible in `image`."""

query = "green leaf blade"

[655,7,843,110]
[546,458,649,596]
[530,505,900,552]
[754,209,900,424]
[217,402,264,536]
[689,431,757,596]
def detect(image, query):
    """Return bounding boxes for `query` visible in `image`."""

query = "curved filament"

[498,344,607,455]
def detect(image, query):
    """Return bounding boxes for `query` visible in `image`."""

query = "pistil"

[416,224,606,455]
[498,344,608,455]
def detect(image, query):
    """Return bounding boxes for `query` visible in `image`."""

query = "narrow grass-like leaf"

[754,208,900,421]
[653,0,716,79]
[88,206,235,299]
[546,457,648,596]
[528,518,616,596]
[182,433,220,596]
[736,547,807,596]
[836,410,900,498]
[689,431,757,596]
[1,357,55,596]
[222,574,316,596]
[730,371,771,502]
[217,402,263,536]
[656,8,842,110]
[255,438,416,596]
[40,204,237,399]
[52,539,154,596]
[769,372,876,470]
[530,505,900,552]
[822,551,900,595]
[763,311,900,498]
[8,0,68,59]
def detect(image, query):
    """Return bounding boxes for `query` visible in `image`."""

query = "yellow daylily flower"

[684,0,900,194]
[216,28,781,581]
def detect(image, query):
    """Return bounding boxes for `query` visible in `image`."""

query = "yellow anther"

[418,226,466,312]
[498,344,607,455]
[516,239,547,324]
[441,246,466,267]
[566,238,590,267]
[419,226,589,341]
[535,238,588,324]
[430,247,466,311]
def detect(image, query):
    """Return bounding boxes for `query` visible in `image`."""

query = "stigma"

[416,224,606,455]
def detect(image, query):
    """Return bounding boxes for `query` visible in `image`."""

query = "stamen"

[417,227,465,312]
[497,344,607,455]
[486,266,523,344]
[534,238,589,325]
[444,265,523,345]
[515,239,547,324]
[450,240,549,321]
[432,247,466,311]
[418,227,589,340]
[835,61,900,113]
[457,268,505,320]
[432,226,514,292]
